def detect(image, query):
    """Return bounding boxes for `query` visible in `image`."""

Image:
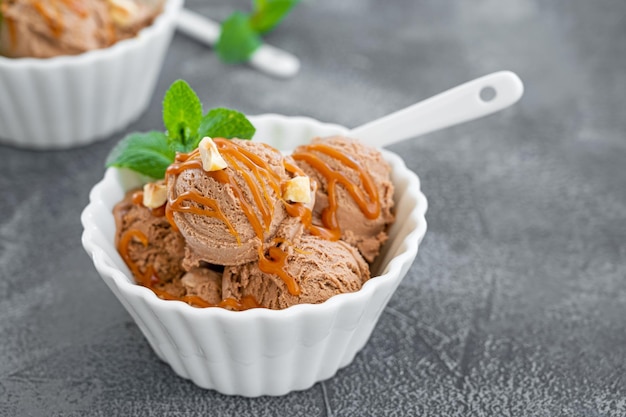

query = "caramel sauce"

[6,18,17,48]
[165,150,239,239]
[118,229,149,279]
[131,191,144,205]
[58,0,89,18]
[257,238,300,296]
[283,159,306,177]
[105,18,117,46]
[291,143,380,238]
[221,143,282,234]
[131,190,166,217]
[283,158,339,240]
[167,190,239,243]
[33,2,64,38]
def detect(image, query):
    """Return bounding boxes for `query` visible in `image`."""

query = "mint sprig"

[198,108,257,140]
[106,80,256,179]
[216,0,300,64]
[163,79,203,146]
[105,132,174,180]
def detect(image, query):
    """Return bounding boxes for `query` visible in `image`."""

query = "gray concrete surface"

[1,0,625,415]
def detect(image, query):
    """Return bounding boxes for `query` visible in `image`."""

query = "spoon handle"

[349,71,524,147]
[176,8,300,79]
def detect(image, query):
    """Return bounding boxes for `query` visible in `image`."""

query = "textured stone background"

[1,0,625,416]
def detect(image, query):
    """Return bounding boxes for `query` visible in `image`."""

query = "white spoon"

[349,71,524,147]
[176,8,301,79]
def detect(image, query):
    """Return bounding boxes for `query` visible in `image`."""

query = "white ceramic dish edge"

[81,115,428,396]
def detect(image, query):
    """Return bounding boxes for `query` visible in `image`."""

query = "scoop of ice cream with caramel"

[0,0,165,58]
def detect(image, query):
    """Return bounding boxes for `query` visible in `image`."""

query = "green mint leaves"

[106,80,255,179]
[162,79,203,147]
[105,132,174,180]
[216,0,300,63]
[198,108,257,140]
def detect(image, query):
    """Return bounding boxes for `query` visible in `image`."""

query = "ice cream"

[291,136,395,262]
[165,138,308,268]
[181,267,223,305]
[113,188,186,292]
[113,135,394,310]
[223,235,370,309]
[0,0,165,58]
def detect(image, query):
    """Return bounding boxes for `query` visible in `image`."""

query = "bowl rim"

[81,114,428,318]
[0,0,183,68]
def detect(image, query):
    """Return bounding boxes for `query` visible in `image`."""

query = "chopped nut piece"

[198,137,228,172]
[283,176,311,203]
[109,0,139,27]
[143,181,167,208]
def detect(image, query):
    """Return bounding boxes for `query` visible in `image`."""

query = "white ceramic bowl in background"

[81,115,428,396]
[0,0,184,150]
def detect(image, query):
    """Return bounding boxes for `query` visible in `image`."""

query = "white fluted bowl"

[81,115,428,396]
[0,0,183,149]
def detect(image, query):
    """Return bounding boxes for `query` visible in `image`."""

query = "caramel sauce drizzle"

[57,0,88,18]
[282,159,339,240]
[32,2,64,38]
[257,237,300,296]
[165,151,239,242]
[1,1,16,45]
[291,143,380,238]
[3,0,92,49]
[132,191,165,217]
[6,18,17,48]
[118,229,150,280]
[221,143,281,234]
[31,0,90,38]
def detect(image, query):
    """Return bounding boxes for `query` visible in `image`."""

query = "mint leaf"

[215,12,262,63]
[105,131,175,179]
[251,0,300,34]
[162,80,203,146]
[194,108,256,147]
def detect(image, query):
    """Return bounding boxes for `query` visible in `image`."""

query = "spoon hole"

[480,86,497,102]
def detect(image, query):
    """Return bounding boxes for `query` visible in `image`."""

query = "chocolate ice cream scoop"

[166,138,308,268]
[0,0,164,58]
[222,235,370,309]
[113,188,185,287]
[291,136,395,262]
